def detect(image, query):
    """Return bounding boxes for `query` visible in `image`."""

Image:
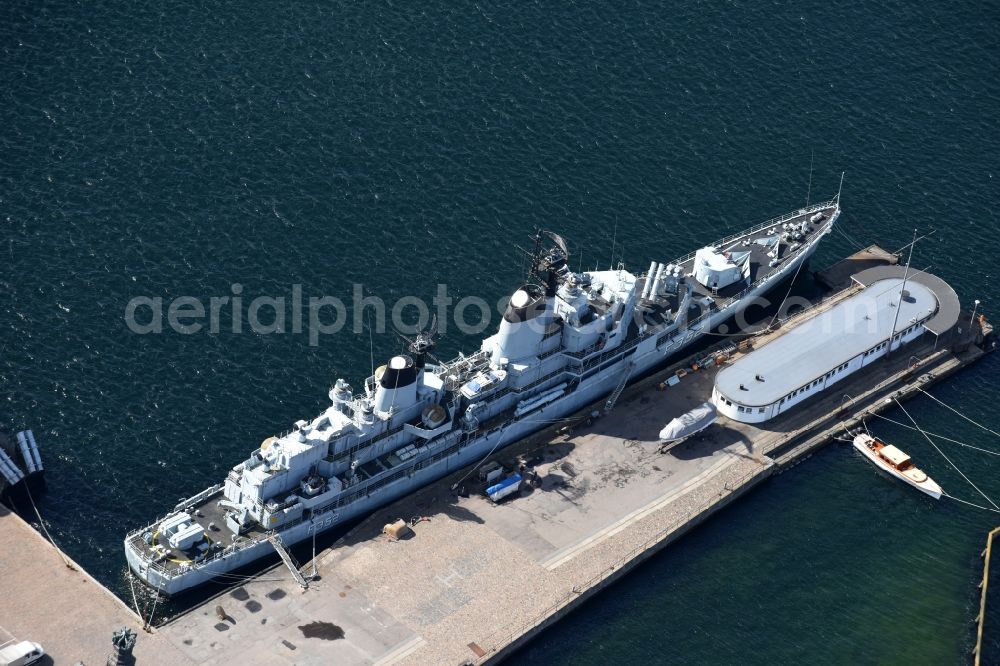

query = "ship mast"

[521,229,569,294]
[885,229,916,360]
[805,149,814,207]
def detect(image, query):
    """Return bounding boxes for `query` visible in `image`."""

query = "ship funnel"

[492,284,550,363]
[373,355,418,416]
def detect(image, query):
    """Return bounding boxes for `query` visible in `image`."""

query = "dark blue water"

[2,0,998,662]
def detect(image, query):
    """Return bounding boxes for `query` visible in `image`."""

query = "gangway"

[266,533,309,589]
[604,361,636,413]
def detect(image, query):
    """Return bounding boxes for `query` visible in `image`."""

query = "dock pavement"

[0,501,195,666]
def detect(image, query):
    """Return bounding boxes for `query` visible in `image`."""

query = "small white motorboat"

[659,402,717,444]
[853,433,943,499]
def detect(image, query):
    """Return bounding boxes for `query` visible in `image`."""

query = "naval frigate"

[125,197,840,595]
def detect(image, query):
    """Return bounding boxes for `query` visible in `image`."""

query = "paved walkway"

[0,502,193,666]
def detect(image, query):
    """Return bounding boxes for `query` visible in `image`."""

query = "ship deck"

[630,201,836,327]
[127,488,268,575]
[677,201,837,305]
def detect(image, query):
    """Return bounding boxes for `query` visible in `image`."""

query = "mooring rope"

[145,592,161,631]
[919,389,1000,439]
[23,483,75,570]
[866,412,1000,457]
[127,571,145,622]
[893,398,1000,511]
[765,246,809,332]
[834,221,866,250]
[942,492,1000,514]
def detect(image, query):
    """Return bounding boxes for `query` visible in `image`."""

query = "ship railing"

[172,484,223,511]
[665,199,839,272]
[331,423,406,465]
[563,338,608,360]
[126,520,161,541]
[564,309,675,362]
[537,344,563,360]
[683,219,829,324]
[436,350,493,381]
[123,486,220,541]
[486,362,579,403]
[542,324,563,340]
[268,415,535,537]
[141,528,278,579]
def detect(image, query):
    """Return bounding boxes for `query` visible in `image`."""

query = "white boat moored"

[853,433,942,499]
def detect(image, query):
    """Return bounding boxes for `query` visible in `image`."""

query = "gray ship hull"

[125,202,839,595]
[125,211,832,596]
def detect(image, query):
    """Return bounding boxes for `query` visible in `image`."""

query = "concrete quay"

[4,249,992,665]
[0,502,195,666]
[153,265,993,665]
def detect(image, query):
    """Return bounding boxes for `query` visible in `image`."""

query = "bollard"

[106,626,137,666]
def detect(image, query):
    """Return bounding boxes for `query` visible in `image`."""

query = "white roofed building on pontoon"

[712,270,959,424]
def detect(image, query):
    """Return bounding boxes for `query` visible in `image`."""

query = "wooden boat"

[853,433,942,499]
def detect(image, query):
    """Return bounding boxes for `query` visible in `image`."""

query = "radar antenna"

[517,229,570,290]
[394,314,443,365]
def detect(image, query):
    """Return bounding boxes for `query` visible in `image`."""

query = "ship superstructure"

[125,198,840,595]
